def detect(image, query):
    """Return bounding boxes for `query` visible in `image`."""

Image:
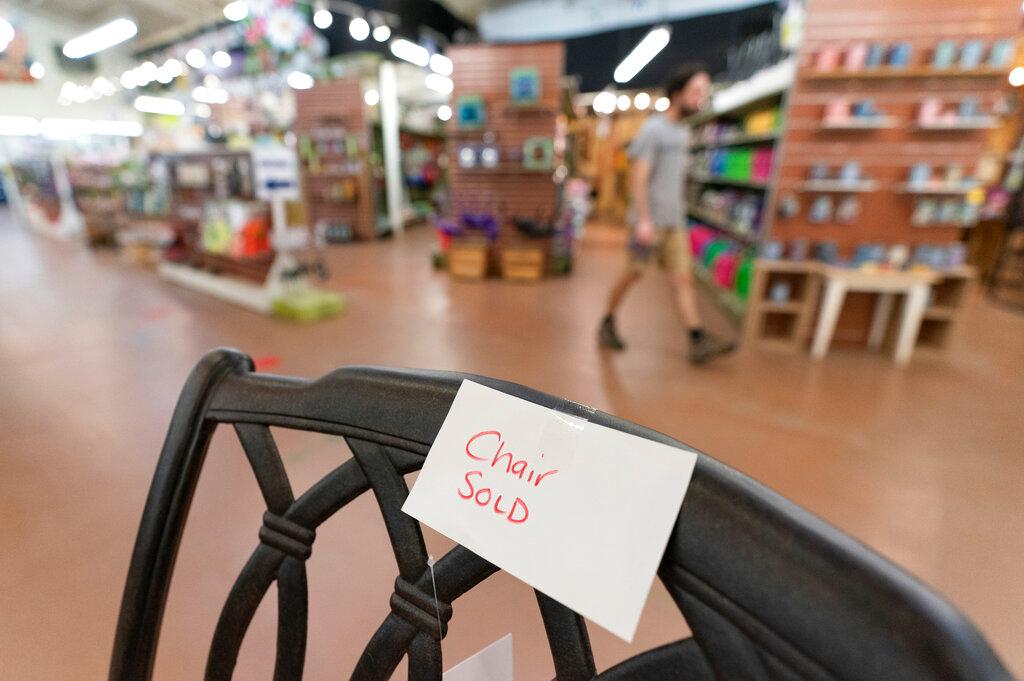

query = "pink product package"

[918,98,943,124]
[845,42,869,71]
[690,227,715,255]
[824,98,851,122]
[816,46,841,71]
[713,252,740,288]
[752,148,775,181]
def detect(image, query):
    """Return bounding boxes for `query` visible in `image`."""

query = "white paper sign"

[251,145,300,201]
[443,634,513,681]
[402,381,697,642]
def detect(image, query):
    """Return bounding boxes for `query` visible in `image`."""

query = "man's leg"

[606,268,642,317]
[599,256,643,350]
[663,229,735,364]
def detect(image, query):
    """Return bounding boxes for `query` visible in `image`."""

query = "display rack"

[742,259,822,351]
[990,229,1024,310]
[759,0,1017,345]
[685,65,792,323]
[67,160,125,247]
[445,41,565,281]
[294,78,377,241]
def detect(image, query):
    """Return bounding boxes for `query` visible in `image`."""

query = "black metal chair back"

[110,348,1015,681]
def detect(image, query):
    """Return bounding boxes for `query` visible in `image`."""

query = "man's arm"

[631,157,656,245]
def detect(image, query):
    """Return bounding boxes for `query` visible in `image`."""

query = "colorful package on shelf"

[709,149,727,176]
[713,252,740,288]
[744,107,778,135]
[723,148,753,181]
[735,255,755,300]
[690,226,716,255]
[751,148,774,182]
[702,240,731,268]
[200,201,270,259]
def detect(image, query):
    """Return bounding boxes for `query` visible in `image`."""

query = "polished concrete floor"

[1,209,1022,679]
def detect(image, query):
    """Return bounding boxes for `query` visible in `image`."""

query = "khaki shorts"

[627,227,692,274]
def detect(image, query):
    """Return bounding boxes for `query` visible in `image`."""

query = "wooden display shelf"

[805,66,1008,80]
[690,131,778,151]
[689,173,770,190]
[912,118,998,131]
[742,259,822,352]
[687,207,758,245]
[500,104,559,115]
[893,183,977,195]
[819,117,899,130]
[802,179,879,192]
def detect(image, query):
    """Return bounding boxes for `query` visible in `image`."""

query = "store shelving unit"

[685,61,794,324]
[67,160,125,247]
[742,259,822,351]
[893,183,978,195]
[989,229,1024,310]
[761,0,1015,348]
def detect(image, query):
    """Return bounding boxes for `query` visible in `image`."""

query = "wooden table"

[811,265,939,366]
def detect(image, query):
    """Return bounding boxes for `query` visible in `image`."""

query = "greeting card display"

[522,137,554,170]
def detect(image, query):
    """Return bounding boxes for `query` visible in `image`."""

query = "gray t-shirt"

[627,114,691,229]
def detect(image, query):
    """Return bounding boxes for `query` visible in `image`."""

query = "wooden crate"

[500,245,546,282]
[449,239,490,279]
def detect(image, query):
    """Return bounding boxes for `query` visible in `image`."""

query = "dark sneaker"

[689,333,736,365]
[598,315,626,350]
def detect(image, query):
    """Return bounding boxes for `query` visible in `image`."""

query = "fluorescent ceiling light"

[429,53,453,76]
[425,73,453,94]
[134,95,185,116]
[390,38,429,67]
[613,25,671,84]
[163,59,183,77]
[139,61,158,84]
[372,24,391,42]
[92,120,143,137]
[286,71,314,90]
[313,9,333,29]
[185,49,206,69]
[92,76,115,96]
[633,92,651,110]
[41,118,93,140]
[120,70,138,89]
[223,1,248,22]
[437,105,452,121]
[349,16,370,41]
[192,86,229,104]
[0,116,40,136]
[62,18,137,59]
[363,89,379,105]
[211,50,231,69]
[29,61,45,80]
[0,17,14,52]
[654,96,670,111]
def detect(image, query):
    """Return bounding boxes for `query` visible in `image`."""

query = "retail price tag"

[403,381,697,642]
[443,634,513,681]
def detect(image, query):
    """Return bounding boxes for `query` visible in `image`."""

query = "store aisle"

[1,210,1022,679]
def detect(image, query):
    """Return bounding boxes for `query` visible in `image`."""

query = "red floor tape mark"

[253,355,280,371]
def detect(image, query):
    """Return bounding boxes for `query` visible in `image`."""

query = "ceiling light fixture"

[134,95,185,116]
[363,89,380,105]
[0,115,41,136]
[429,53,453,76]
[313,8,333,29]
[616,94,631,111]
[223,1,248,22]
[390,38,429,67]
[286,71,315,90]
[185,48,206,69]
[92,76,115,96]
[0,17,14,53]
[654,96,670,111]
[41,117,94,140]
[29,61,45,80]
[372,24,391,42]
[633,92,651,110]
[349,16,370,41]
[120,71,138,89]
[592,91,617,114]
[613,24,671,84]
[92,120,143,137]
[424,73,454,94]
[194,103,213,118]
[1009,66,1024,87]
[211,50,232,69]
[62,18,138,59]
[437,105,452,121]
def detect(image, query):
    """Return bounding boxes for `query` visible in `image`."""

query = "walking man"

[598,63,735,365]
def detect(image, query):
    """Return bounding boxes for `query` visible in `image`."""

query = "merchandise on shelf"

[199,200,271,259]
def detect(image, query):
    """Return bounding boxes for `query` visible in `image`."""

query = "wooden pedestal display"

[743,260,822,352]
[448,238,490,279]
